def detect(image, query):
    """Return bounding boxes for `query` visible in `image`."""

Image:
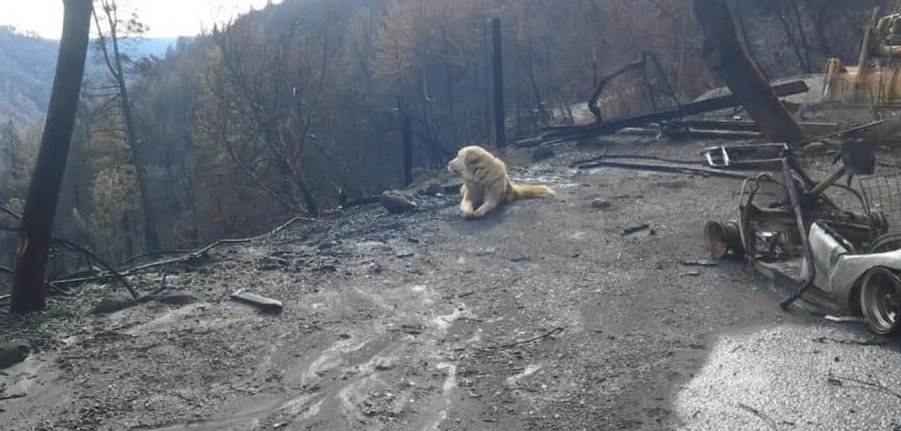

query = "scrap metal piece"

[230,291,284,314]
[705,220,744,258]
[804,223,901,332]
[778,154,816,309]
[575,160,751,179]
[841,139,876,176]
[702,143,789,168]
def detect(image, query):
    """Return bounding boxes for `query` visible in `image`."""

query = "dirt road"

[1,138,899,430]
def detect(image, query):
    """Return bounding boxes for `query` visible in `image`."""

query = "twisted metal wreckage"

[706,6,901,336]
[537,5,901,336]
[704,133,901,336]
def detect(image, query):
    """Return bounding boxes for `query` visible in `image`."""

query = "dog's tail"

[511,183,555,200]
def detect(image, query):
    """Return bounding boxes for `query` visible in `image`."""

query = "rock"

[317,240,338,250]
[313,264,338,273]
[380,190,418,213]
[421,183,445,196]
[622,224,650,236]
[91,293,137,315]
[156,292,200,306]
[400,322,423,335]
[366,263,382,275]
[374,357,396,371]
[0,340,30,369]
[531,147,555,163]
[256,256,288,271]
[591,199,612,210]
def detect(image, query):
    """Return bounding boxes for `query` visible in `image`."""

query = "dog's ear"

[462,148,481,167]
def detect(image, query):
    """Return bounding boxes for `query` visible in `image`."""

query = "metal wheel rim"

[861,268,901,335]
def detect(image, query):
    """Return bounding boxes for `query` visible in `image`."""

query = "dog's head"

[447,146,486,174]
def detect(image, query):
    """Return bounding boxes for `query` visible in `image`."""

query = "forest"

[0,0,885,265]
[6,1,901,428]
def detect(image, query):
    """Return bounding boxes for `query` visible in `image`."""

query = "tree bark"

[11,0,93,313]
[692,0,805,143]
[402,113,413,186]
[491,17,506,148]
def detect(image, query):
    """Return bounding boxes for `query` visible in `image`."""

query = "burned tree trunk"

[491,17,506,148]
[402,113,413,187]
[93,1,162,251]
[692,0,805,143]
[11,0,93,313]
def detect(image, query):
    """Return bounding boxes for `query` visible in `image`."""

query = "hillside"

[0,26,179,128]
[0,27,58,128]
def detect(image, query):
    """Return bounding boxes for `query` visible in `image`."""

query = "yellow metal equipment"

[823,8,901,107]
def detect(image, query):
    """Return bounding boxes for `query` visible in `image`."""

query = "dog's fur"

[447,146,554,219]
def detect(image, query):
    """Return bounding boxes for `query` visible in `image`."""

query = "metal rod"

[810,167,846,196]
[779,155,816,309]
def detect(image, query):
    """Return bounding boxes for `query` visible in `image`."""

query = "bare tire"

[860,267,901,335]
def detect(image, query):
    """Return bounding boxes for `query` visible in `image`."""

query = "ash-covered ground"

[2,136,900,431]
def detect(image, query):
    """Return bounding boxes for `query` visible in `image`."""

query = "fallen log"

[516,80,809,147]
[575,159,752,179]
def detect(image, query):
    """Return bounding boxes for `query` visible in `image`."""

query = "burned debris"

[521,2,901,337]
[517,81,810,148]
[4,1,901,429]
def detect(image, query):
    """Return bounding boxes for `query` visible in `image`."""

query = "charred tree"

[491,17,506,148]
[11,0,93,313]
[402,113,413,187]
[693,0,805,143]
[93,0,161,251]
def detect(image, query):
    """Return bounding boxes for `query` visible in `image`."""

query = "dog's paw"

[461,209,475,219]
[470,209,488,219]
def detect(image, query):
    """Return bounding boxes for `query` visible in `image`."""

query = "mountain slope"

[0,27,58,128]
[0,26,180,128]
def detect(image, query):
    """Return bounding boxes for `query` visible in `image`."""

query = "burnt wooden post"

[402,113,413,186]
[491,17,507,148]
[12,0,93,313]
[692,0,805,143]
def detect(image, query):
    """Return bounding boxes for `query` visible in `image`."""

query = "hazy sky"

[1,0,281,39]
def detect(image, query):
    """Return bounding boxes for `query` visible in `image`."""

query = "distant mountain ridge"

[0,26,182,128]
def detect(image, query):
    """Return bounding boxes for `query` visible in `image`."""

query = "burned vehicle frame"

[705,142,901,335]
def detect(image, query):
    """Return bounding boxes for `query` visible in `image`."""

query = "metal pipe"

[779,155,817,309]
[857,8,881,78]
[810,167,846,196]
